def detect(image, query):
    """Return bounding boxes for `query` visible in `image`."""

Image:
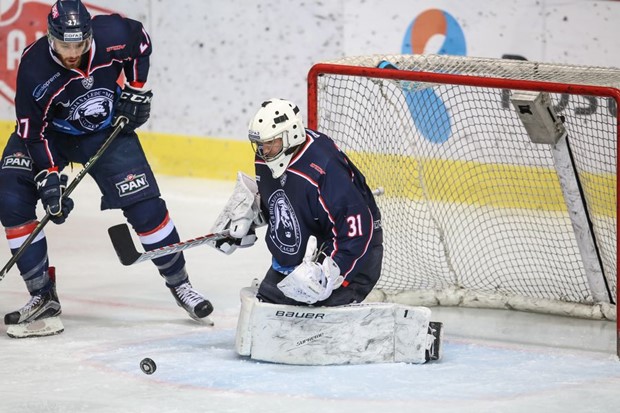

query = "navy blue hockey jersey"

[12,14,152,170]
[256,129,382,282]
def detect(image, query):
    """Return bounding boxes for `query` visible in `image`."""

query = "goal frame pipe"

[307,62,620,358]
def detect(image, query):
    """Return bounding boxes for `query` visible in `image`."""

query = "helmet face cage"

[47,0,92,44]
[249,131,288,162]
[248,99,306,178]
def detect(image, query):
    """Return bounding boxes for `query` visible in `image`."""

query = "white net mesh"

[311,54,617,320]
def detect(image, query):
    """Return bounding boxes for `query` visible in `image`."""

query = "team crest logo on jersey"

[2,152,32,171]
[81,76,94,90]
[67,88,114,131]
[268,190,301,255]
[116,173,150,197]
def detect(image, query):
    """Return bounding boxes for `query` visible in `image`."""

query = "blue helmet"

[47,0,92,43]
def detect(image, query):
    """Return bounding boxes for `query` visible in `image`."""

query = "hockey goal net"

[307,54,619,355]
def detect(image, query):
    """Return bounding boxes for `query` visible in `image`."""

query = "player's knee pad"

[122,197,185,277]
[0,178,38,227]
[122,197,168,233]
[0,189,38,228]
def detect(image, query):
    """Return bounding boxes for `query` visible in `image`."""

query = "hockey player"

[213,98,384,306]
[0,0,212,338]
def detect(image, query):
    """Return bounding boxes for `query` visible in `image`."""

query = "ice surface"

[0,175,618,413]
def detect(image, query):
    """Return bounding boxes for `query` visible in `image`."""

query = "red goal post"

[307,54,620,357]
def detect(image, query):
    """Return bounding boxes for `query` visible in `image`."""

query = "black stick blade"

[108,223,142,265]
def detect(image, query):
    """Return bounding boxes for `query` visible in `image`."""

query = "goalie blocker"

[235,285,443,365]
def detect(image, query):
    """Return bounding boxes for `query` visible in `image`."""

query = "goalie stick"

[108,186,385,266]
[108,223,231,265]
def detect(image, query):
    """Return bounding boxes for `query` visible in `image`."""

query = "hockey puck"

[140,358,156,375]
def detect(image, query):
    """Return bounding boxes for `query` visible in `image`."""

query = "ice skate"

[169,281,214,322]
[425,321,443,362]
[4,268,63,338]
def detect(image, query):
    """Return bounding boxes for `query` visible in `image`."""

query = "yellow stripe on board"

[138,131,255,180]
[0,120,614,217]
[0,120,13,140]
[0,120,254,181]
[348,152,616,218]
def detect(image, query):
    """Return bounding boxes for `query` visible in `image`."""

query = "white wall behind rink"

[1,0,618,141]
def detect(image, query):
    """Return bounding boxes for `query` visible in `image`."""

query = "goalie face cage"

[307,54,620,357]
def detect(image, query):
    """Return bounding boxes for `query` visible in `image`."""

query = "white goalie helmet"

[248,98,306,178]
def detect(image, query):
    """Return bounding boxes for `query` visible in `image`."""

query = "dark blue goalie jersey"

[256,129,382,283]
[13,14,152,170]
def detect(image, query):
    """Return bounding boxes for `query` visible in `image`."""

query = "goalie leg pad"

[235,286,259,356]
[234,288,437,365]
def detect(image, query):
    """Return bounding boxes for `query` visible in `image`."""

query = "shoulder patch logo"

[310,163,325,175]
[33,72,61,101]
[106,44,126,52]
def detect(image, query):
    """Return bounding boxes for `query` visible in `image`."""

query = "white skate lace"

[175,283,205,308]
[22,295,42,313]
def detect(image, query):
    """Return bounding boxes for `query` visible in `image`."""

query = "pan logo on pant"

[2,153,32,171]
[116,173,150,197]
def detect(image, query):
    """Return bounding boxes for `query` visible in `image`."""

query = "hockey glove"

[35,168,74,225]
[277,236,344,304]
[114,84,153,133]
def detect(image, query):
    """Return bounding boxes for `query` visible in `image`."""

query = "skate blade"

[6,316,64,338]
[191,316,214,327]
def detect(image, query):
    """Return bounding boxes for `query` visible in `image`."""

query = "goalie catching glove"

[277,236,344,304]
[208,172,266,254]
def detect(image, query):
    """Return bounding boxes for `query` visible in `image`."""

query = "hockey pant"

[0,130,187,294]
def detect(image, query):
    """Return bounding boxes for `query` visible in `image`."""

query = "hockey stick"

[108,223,231,266]
[108,188,385,266]
[0,116,128,282]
